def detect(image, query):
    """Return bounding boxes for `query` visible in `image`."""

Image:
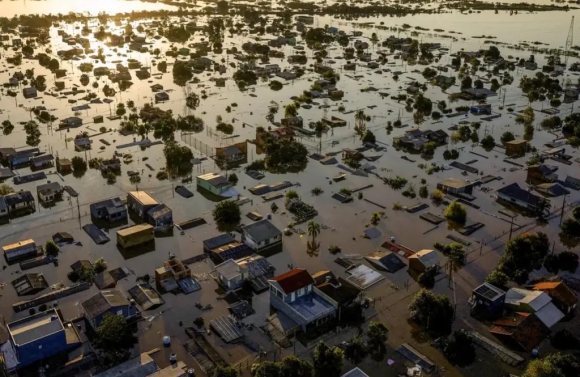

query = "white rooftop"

[506,288,551,311]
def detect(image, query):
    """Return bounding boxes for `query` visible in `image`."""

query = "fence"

[13,282,91,312]
[181,133,216,157]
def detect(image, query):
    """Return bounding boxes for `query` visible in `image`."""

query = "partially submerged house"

[215,141,248,165]
[196,173,238,198]
[408,249,440,274]
[241,219,282,253]
[6,309,81,369]
[505,288,564,328]
[81,289,139,330]
[497,183,544,212]
[527,164,558,184]
[469,282,506,319]
[437,178,474,195]
[90,197,127,222]
[36,181,63,205]
[269,269,336,333]
[533,281,578,315]
[505,139,528,157]
[213,254,274,292]
[3,191,35,214]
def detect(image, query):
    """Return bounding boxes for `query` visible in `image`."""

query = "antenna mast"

[565,16,574,69]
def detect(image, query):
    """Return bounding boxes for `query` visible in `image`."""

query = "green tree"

[94,258,107,273]
[212,200,241,230]
[307,220,321,243]
[71,156,87,172]
[284,102,298,118]
[408,289,454,335]
[213,366,239,377]
[544,353,580,377]
[558,251,579,273]
[480,134,496,150]
[45,240,60,257]
[544,254,560,274]
[367,321,388,362]
[522,358,565,377]
[285,189,299,205]
[2,120,14,136]
[485,269,509,290]
[446,244,466,287]
[498,232,550,284]
[361,130,376,144]
[163,141,193,176]
[354,110,367,138]
[344,337,368,365]
[280,356,313,377]
[94,314,137,366]
[254,362,282,377]
[0,184,15,196]
[500,131,515,145]
[443,330,476,367]
[444,200,467,225]
[370,212,381,225]
[313,342,344,377]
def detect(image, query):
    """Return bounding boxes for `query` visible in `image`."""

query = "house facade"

[3,191,35,214]
[269,269,336,332]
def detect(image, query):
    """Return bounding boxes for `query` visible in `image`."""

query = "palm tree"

[313,121,330,153]
[307,220,321,243]
[447,246,466,287]
[536,198,552,224]
[354,110,366,138]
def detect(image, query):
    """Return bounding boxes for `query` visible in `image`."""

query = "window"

[117,309,123,315]
[297,287,305,297]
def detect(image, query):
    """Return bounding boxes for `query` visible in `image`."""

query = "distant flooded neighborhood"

[0,1,580,377]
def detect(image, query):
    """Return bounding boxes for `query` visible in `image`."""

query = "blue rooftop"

[288,292,335,321]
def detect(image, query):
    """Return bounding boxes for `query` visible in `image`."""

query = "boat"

[333,172,347,182]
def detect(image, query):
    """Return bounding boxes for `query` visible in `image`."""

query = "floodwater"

[1,5,580,375]
[1,0,175,16]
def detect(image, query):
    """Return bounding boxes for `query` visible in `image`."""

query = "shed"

[2,239,38,263]
[470,282,506,319]
[128,284,164,310]
[408,249,440,273]
[81,289,139,329]
[12,273,48,296]
[116,224,154,248]
[364,250,406,273]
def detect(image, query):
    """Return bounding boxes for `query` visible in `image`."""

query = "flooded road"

[2,0,175,16]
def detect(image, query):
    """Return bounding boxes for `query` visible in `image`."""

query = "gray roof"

[37,181,62,194]
[241,219,282,244]
[203,233,235,250]
[90,197,125,210]
[8,309,64,346]
[4,191,34,206]
[222,145,242,157]
[81,289,130,319]
[91,353,157,377]
[215,259,242,281]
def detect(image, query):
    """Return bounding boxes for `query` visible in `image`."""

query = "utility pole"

[560,194,567,225]
[509,215,516,240]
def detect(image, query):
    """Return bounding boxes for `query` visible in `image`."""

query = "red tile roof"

[270,268,314,294]
[491,312,548,351]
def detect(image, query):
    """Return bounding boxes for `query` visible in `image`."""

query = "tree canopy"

[163,141,193,176]
[498,232,550,284]
[409,289,454,335]
[212,200,241,231]
[313,341,344,377]
[263,138,308,173]
[444,200,467,225]
[94,313,137,366]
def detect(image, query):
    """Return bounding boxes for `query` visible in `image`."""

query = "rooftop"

[288,292,335,320]
[91,352,157,377]
[197,172,230,188]
[129,191,159,206]
[2,239,35,252]
[241,219,282,244]
[215,259,242,281]
[473,282,506,301]
[533,281,578,307]
[497,183,543,207]
[439,178,471,189]
[409,249,440,268]
[270,268,314,295]
[81,289,130,320]
[8,309,64,346]
[506,288,551,311]
[203,233,235,250]
[491,312,548,351]
[117,224,154,237]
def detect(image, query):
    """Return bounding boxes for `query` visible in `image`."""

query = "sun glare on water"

[6,0,172,16]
